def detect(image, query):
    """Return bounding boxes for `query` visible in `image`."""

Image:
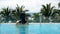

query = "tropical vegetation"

[41,3,55,22]
[0,2,60,23]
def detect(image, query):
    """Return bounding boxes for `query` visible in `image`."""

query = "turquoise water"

[0,23,60,34]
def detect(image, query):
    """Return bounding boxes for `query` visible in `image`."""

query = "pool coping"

[0,23,60,24]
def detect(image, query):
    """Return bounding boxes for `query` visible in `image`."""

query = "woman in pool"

[16,12,27,24]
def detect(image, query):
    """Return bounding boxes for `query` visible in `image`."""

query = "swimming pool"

[0,23,60,34]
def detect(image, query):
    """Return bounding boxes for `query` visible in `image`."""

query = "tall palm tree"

[0,7,11,23]
[41,3,55,22]
[12,4,29,20]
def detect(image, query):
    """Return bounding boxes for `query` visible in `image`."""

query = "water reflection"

[16,24,28,34]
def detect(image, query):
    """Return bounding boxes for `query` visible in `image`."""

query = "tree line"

[0,2,60,23]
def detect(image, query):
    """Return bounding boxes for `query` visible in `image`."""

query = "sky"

[0,0,60,13]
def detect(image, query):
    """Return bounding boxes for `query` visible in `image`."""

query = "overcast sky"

[0,0,60,13]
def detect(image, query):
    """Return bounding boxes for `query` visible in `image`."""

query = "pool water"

[0,23,60,34]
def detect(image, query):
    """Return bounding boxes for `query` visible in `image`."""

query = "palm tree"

[33,13,40,22]
[0,7,11,23]
[12,4,29,20]
[41,3,55,22]
[51,9,60,22]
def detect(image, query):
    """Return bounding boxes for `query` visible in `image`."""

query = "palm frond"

[41,3,54,17]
